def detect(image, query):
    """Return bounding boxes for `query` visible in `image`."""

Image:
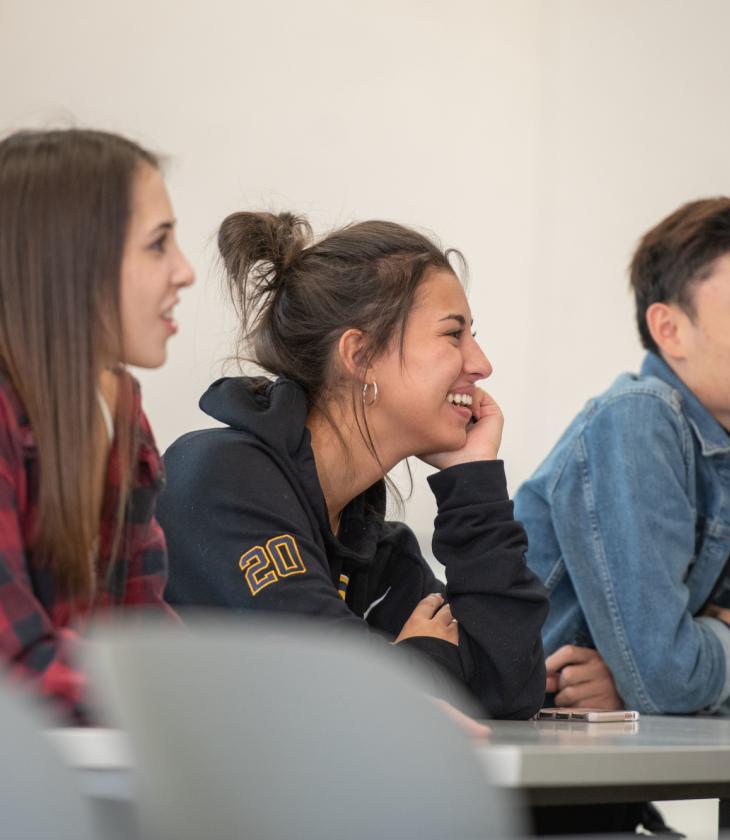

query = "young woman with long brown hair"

[0,129,194,721]
[159,211,547,719]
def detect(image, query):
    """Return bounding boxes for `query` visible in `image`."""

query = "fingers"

[409,593,444,620]
[554,685,621,710]
[396,594,459,647]
[545,674,560,694]
[545,644,596,675]
[471,387,487,421]
[547,647,622,710]
[444,620,459,645]
[431,698,491,739]
[554,680,600,706]
[556,661,602,689]
[547,668,600,694]
[554,686,585,707]
[471,386,498,418]
[435,603,458,644]
[435,603,455,627]
[712,607,730,625]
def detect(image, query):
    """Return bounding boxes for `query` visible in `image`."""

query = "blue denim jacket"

[514,353,730,714]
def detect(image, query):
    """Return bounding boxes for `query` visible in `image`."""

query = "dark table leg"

[720,798,730,832]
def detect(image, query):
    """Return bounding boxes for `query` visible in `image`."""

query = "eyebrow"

[439,313,474,326]
[150,220,175,235]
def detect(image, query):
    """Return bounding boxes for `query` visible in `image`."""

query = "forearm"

[428,460,548,718]
[6,627,89,724]
[554,403,729,714]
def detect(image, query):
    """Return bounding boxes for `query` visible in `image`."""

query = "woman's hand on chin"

[420,387,504,471]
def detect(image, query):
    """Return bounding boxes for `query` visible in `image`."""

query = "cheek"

[121,268,160,323]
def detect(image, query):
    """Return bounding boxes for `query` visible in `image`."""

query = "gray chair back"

[91,615,518,839]
[0,682,96,840]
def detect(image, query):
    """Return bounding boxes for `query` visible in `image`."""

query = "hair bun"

[218,211,312,291]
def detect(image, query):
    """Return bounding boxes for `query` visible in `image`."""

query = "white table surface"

[46,715,730,807]
[478,715,730,808]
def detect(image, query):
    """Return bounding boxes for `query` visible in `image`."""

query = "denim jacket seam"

[583,388,693,485]
[576,434,661,714]
[545,410,595,498]
[543,557,565,590]
[590,384,682,419]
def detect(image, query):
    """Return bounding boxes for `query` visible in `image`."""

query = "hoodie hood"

[199,374,387,578]
[200,376,310,459]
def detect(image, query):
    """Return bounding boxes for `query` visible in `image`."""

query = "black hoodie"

[159,377,548,719]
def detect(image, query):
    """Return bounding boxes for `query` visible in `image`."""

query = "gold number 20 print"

[239,534,307,596]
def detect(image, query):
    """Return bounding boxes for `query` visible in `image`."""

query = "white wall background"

[3,0,730,552]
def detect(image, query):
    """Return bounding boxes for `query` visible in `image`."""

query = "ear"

[336,328,370,381]
[645,302,691,361]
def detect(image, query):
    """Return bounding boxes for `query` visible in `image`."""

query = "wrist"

[438,450,499,469]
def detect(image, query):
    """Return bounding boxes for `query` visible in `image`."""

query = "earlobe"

[646,302,687,360]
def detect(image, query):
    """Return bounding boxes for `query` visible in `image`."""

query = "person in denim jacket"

[515,198,730,715]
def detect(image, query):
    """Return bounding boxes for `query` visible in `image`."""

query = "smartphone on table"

[535,707,640,722]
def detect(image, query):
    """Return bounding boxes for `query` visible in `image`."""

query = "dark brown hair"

[0,128,158,599]
[218,211,460,476]
[630,197,730,353]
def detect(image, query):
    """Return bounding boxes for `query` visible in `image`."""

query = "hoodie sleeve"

[423,460,548,719]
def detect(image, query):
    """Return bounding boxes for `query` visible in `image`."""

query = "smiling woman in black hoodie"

[159,212,547,719]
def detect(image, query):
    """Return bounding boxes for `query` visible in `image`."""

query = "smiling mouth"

[447,392,472,406]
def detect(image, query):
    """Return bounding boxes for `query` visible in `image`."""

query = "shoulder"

[579,372,689,448]
[162,427,302,513]
[563,371,687,440]
[590,371,685,417]
[522,372,689,499]
[117,371,163,488]
[164,426,279,478]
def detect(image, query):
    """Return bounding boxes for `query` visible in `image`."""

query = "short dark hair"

[630,197,730,353]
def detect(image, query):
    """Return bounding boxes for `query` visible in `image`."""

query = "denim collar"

[641,352,730,457]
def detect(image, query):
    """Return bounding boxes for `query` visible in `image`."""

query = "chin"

[124,348,167,369]
[431,429,468,453]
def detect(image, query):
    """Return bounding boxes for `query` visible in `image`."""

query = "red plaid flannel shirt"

[0,369,175,723]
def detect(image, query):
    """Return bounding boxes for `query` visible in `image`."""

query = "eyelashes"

[148,232,169,253]
[444,329,478,341]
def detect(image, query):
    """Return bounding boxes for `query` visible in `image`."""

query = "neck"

[306,403,395,531]
[97,369,119,421]
[661,353,730,433]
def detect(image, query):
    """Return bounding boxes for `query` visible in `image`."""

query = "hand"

[545,645,623,710]
[703,603,730,626]
[394,593,459,646]
[420,387,504,471]
[430,697,491,739]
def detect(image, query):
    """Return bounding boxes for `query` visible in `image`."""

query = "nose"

[173,244,195,289]
[464,334,492,380]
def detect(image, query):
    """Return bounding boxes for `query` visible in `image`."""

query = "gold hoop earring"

[362,380,378,407]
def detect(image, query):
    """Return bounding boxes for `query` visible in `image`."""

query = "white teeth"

[447,392,472,406]
[162,308,173,321]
